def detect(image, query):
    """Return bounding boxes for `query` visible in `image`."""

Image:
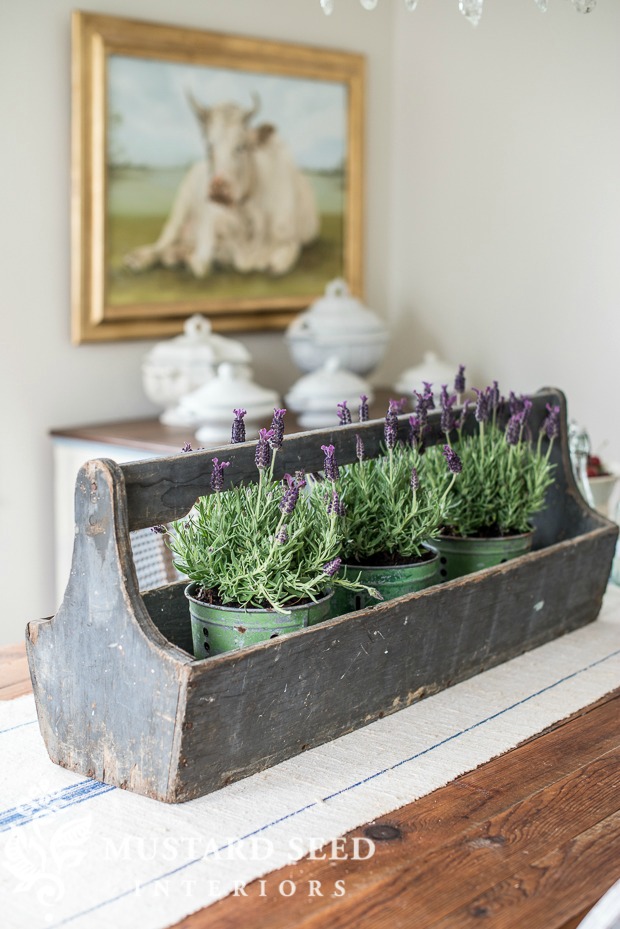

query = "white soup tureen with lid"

[142,314,251,424]
[393,351,458,405]
[285,356,373,429]
[167,363,281,444]
[286,279,388,376]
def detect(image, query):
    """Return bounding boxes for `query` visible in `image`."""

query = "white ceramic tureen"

[285,356,373,429]
[286,279,389,376]
[393,351,458,404]
[142,315,251,424]
[167,363,281,444]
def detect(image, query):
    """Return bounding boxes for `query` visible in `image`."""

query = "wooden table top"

[4,644,616,929]
[49,390,396,455]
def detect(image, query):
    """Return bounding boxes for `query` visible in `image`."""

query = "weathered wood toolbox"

[26,389,618,803]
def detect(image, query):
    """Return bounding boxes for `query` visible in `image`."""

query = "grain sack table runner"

[2,585,620,929]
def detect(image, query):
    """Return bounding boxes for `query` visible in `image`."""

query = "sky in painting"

[108,55,348,171]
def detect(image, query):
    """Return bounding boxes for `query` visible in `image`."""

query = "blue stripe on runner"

[0,779,115,833]
[40,643,620,929]
[0,719,37,736]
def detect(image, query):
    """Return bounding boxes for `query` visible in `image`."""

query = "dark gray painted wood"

[26,388,619,802]
[170,525,615,800]
[26,460,192,801]
[121,390,560,532]
[142,582,193,656]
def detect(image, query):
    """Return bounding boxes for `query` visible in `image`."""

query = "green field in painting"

[106,167,345,306]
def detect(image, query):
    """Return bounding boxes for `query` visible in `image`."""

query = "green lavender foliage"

[340,444,455,562]
[423,421,556,537]
[168,474,343,612]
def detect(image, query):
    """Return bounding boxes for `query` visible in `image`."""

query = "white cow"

[124,96,319,278]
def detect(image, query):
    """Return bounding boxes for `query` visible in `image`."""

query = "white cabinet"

[52,436,161,603]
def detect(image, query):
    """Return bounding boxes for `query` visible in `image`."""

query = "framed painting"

[71,11,365,343]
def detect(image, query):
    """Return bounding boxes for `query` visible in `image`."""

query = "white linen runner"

[1,585,620,929]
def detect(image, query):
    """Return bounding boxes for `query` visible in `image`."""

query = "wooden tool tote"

[26,389,618,803]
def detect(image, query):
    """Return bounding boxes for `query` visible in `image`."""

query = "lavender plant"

[165,409,375,612]
[423,376,559,537]
[339,399,461,565]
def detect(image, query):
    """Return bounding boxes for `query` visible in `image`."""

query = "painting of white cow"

[124,94,320,279]
[72,13,364,342]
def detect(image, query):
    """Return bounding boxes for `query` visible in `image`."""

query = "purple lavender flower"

[210,457,230,493]
[279,483,300,515]
[442,444,463,474]
[284,471,306,491]
[543,403,561,440]
[422,383,435,410]
[151,525,167,534]
[275,525,289,545]
[456,400,470,431]
[384,399,403,448]
[409,415,422,447]
[474,388,489,424]
[384,423,397,450]
[410,466,420,492]
[414,386,436,430]
[269,408,287,450]
[505,413,522,446]
[231,408,247,445]
[440,384,450,411]
[488,381,500,412]
[181,442,193,453]
[440,392,458,434]
[356,434,365,463]
[255,428,274,471]
[521,397,533,425]
[337,401,352,426]
[323,557,342,578]
[321,444,340,482]
[359,394,369,423]
[508,391,522,417]
[327,488,345,517]
[454,365,466,395]
[413,393,429,430]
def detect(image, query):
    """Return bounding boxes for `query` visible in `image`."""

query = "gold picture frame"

[71,11,365,343]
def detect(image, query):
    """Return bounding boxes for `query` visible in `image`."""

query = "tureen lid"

[393,351,458,397]
[178,363,280,423]
[287,279,387,339]
[144,315,251,367]
[286,357,372,412]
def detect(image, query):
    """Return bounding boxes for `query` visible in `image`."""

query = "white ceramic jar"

[168,364,281,444]
[393,351,458,404]
[285,357,373,429]
[142,315,251,423]
[286,279,388,376]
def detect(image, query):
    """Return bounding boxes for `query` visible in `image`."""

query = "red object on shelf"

[587,455,610,479]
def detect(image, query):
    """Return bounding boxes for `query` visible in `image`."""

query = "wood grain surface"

[168,690,620,929]
[0,643,30,700]
[2,645,616,928]
[49,393,395,455]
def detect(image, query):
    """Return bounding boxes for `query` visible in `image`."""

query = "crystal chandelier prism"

[319,0,596,24]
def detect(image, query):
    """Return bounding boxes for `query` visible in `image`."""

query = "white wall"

[385,0,620,458]
[0,0,394,645]
[1,0,619,647]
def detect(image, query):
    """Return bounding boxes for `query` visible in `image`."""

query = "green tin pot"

[185,584,333,658]
[331,549,440,617]
[433,530,534,582]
